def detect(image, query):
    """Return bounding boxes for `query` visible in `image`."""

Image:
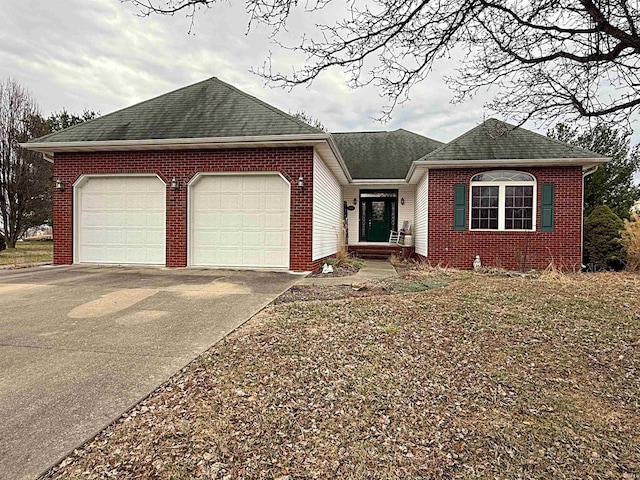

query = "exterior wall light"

[401,197,405,205]
[54,179,65,191]
[298,176,304,188]
[353,198,357,205]
[170,177,179,190]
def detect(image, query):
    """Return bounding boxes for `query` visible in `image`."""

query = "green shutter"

[454,184,467,231]
[541,183,555,232]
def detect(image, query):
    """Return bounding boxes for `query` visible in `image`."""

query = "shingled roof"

[332,129,444,179]
[420,118,606,163]
[30,77,322,143]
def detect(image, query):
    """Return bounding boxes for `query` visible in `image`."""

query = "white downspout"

[581,166,599,268]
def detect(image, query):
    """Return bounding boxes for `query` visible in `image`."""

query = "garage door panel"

[193,212,220,228]
[242,231,263,247]
[265,213,286,228]
[242,194,262,210]
[265,231,287,247]
[221,195,240,210]
[220,212,242,228]
[265,194,286,210]
[191,175,290,268]
[243,213,263,228]
[77,176,166,265]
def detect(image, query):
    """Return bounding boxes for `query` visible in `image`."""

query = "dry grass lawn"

[47,269,640,479]
[0,240,53,266]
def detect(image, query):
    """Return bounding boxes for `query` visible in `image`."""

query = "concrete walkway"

[298,259,398,286]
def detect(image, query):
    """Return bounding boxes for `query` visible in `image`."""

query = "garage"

[75,175,166,264]
[189,174,290,268]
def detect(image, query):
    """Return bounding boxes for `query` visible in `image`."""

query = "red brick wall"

[52,147,320,271]
[424,167,584,270]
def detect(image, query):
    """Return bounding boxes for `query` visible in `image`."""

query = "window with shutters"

[470,171,536,231]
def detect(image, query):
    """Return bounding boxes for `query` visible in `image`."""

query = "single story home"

[23,77,608,271]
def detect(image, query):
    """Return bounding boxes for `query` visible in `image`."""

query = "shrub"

[621,212,640,272]
[583,205,626,271]
[0,235,5,252]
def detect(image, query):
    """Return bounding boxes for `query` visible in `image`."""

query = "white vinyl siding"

[344,184,415,245]
[189,174,290,268]
[397,184,415,232]
[344,185,359,245]
[75,175,166,265]
[312,153,343,260]
[414,172,429,256]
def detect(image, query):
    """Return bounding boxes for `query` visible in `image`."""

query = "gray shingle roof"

[31,77,321,143]
[332,129,444,179]
[420,118,606,162]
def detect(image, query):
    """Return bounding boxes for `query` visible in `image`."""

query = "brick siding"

[52,147,323,271]
[423,167,584,270]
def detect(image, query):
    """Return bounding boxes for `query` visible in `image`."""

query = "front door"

[361,197,397,242]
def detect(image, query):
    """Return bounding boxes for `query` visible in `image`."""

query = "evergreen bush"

[584,206,626,270]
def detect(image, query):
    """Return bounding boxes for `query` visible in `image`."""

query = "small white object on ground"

[473,255,482,270]
[322,263,334,274]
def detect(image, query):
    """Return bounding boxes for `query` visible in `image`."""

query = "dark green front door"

[361,198,395,242]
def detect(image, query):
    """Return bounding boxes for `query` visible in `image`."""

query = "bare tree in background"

[290,110,327,132]
[0,79,52,248]
[127,0,640,124]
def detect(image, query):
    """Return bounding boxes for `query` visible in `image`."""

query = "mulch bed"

[274,284,390,303]
[308,264,360,277]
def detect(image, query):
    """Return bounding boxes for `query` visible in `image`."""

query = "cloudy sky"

[1,0,640,186]
[1,0,518,140]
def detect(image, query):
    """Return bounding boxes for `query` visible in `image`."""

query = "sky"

[0,0,639,184]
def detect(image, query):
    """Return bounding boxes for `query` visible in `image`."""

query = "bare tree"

[127,0,640,124]
[0,79,52,248]
[290,110,327,131]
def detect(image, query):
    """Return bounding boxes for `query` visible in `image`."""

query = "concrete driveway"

[0,265,299,480]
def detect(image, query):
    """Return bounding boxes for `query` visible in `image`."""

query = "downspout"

[581,166,599,268]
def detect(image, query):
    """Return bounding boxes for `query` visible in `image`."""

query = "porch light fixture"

[54,179,65,191]
[353,198,357,205]
[401,197,405,205]
[298,176,305,188]
[170,177,179,190]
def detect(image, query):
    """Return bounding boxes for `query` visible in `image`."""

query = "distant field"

[0,240,53,266]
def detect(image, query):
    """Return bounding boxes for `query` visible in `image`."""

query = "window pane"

[472,171,535,182]
[471,186,499,230]
[504,185,534,230]
[361,190,398,198]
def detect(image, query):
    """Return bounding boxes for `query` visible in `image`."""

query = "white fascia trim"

[406,157,610,182]
[20,133,331,153]
[351,178,407,185]
[22,133,353,185]
[325,135,353,183]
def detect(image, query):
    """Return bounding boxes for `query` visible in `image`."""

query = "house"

[22,77,608,271]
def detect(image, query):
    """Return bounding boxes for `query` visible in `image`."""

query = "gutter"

[19,133,333,153]
[406,157,610,183]
[21,133,353,183]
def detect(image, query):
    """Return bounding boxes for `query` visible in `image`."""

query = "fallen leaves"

[44,271,640,479]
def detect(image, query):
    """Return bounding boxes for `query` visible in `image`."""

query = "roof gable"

[332,129,444,179]
[420,118,606,163]
[31,77,322,143]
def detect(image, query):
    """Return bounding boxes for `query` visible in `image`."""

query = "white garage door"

[190,174,290,268]
[76,176,166,264]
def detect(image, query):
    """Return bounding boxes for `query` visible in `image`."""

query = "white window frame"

[469,171,537,232]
